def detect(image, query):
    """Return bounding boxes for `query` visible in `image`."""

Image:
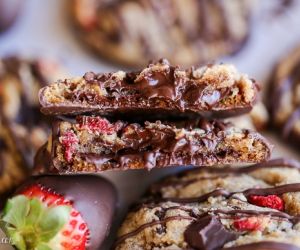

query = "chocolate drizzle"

[115,168,300,249]
[153,183,300,204]
[72,0,252,67]
[150,158,300,192]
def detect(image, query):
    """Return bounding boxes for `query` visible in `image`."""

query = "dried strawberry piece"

[233,217,266,231]
[60,131,79,162]
[248,195,284,211]
[77,116,117,134]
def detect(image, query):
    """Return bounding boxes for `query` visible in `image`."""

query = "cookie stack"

[1,59,279,250]
[36,59,272,174]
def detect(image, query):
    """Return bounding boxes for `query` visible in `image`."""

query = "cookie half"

[39,60,259,118]
[34,116,272,173]
[115,158,300,250]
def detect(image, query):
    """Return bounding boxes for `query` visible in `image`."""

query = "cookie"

[39,60,259,118]
[269,46,300,145]
[0,56,64,200]
[115,158,300,250]
[229,102,269,131]
[34,116,272,173]
[0,0,23,33]
[71,0,253,67]
[1,175,117,249]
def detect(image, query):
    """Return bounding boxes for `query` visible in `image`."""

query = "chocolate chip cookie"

[71,0,253,67]
[269,46,300,146]
[34,116,271,173]
[0,56,64,200]
[115,158,300,250]
[39,60,259,118]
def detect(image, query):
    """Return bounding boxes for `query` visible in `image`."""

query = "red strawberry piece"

[233,217,268,231]
[60,131,79,162]
[77,116,117,134]
[18,185,89,250]
[248,195,284,211]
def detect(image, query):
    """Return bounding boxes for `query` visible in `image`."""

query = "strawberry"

[248,195,284,211]
[60,131,79,162]
[1,184,89,250]
[77,116,118,134]
[233,216,269,231]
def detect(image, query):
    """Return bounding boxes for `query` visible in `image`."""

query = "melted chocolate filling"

[40,60,257,118]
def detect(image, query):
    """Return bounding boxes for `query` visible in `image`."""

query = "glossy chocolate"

[185,215,237,250]
[39,60,258,118]
[150,158,300,193]
[45,117,272,173]
[16,175,117,250]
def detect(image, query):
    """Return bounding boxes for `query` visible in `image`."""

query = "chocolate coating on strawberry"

[2,175,117,250]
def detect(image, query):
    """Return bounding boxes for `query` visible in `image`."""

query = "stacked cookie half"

[36,59,272,174]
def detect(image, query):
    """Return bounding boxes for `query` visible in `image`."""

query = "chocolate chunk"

[34,116,272,173]
[184,215,237,250]
[39,61,259,118]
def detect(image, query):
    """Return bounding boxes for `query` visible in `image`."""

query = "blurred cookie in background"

[0,56,65,201]
[268,46,300,146]
[0,0,24,33]
[229,102,269,131]
[71,0,254,67]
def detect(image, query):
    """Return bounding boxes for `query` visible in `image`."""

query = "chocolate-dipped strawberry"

[1,175,117,250]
